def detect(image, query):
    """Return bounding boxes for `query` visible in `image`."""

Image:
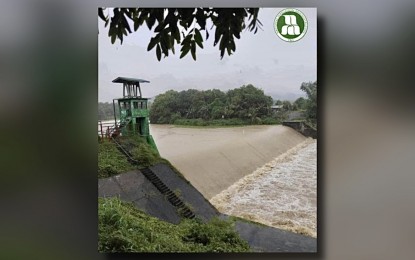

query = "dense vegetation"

[98,139,135,178]
[98,135,163,178]
[116,135,163,168]
[98,102,119,121]
[99,197,250,252]
[275,98,307,112]
[300,81,317,125]
[98,138,251,252]
[150,84,278,125]
[273,81,317,126]
[99,8,261,60]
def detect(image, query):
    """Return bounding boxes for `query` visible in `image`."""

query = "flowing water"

[210,138,317,237]
[105,124,317,237]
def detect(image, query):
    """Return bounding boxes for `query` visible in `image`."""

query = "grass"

[98,197,250,253]
[116,135,164,169]
[98,135,166,177]
[104,135,166,169]
[98,136,251,252]
[98,140,135,179]
[98,134,190,181]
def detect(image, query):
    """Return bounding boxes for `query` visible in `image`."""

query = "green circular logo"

[274,9,308,42]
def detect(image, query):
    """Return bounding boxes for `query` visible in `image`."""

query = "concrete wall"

[150,125,308,199]
[282,121,317,139]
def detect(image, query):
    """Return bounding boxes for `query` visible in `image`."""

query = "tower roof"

[112,77,150,84]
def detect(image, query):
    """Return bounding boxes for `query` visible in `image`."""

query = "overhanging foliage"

[98,8,262,60]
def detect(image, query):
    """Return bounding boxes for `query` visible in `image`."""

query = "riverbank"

[171,118,280,127]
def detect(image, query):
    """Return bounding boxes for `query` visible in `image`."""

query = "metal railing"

[98,120,120,139]
[98,118,134,140]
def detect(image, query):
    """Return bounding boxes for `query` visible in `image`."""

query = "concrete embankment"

[98,164,317,252]
[150,125,307,199]
[282,121,317,139]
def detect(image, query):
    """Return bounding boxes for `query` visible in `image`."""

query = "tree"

[98,102,119,120]
[98,8,262,61]
[149,85,273,124]
[275,100,283,106]
[293,97,306,110]
[300,81,317,122]
[282,100,293,111]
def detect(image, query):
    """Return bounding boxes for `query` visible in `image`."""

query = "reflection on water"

[210,139,317,237]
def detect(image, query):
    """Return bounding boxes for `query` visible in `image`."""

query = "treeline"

[98,102,119,121]
[300,81,317,125]
[274,98,307,111]
[274,81,317,124]
[149,84,276,125]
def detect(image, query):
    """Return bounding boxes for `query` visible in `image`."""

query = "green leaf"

[191,42,196,61]
[219,33,227,51]
[108,26,114,37]
[169,34,175,48]
[230,40,236,51]
[98,8,107,22]
[227,45,232,56]
[214,28,221,46]
[182,34,192,46]
[179,20,187,30]
[146,16,156,30]
[173,28,180,43]
[194,29,203,44]
[154,22,165,33]
[147,36,159,51]
[180,44,190,59]
[121,14,132,33]
[220,46,225,58]
[160,41,168,57]
[134,19,139,31]
[195,40,203,49]
[156,44,161,61]
[195,8,206,29]
[111,34,116,44]
[161,32,170,49]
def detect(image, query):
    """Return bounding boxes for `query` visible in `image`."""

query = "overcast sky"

[98,8,316,103]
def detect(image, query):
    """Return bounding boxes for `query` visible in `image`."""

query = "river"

[149,124,317,237]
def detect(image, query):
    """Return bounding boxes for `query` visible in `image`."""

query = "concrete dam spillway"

[211,138,317,237]
[149,125,317,237]
[150,125,308,199]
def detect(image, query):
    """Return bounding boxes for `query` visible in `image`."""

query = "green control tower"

[112,76,158,153]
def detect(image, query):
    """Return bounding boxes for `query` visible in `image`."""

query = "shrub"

[116,135,162,168]
[98,140,135,178]
[261,117,280,125]
[130,143,159,167]
[98,197,250,253]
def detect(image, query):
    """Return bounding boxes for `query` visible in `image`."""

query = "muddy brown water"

[147,124,316,237]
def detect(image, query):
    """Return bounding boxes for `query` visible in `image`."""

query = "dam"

[98,77,316,251]
[149,124,317,237]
